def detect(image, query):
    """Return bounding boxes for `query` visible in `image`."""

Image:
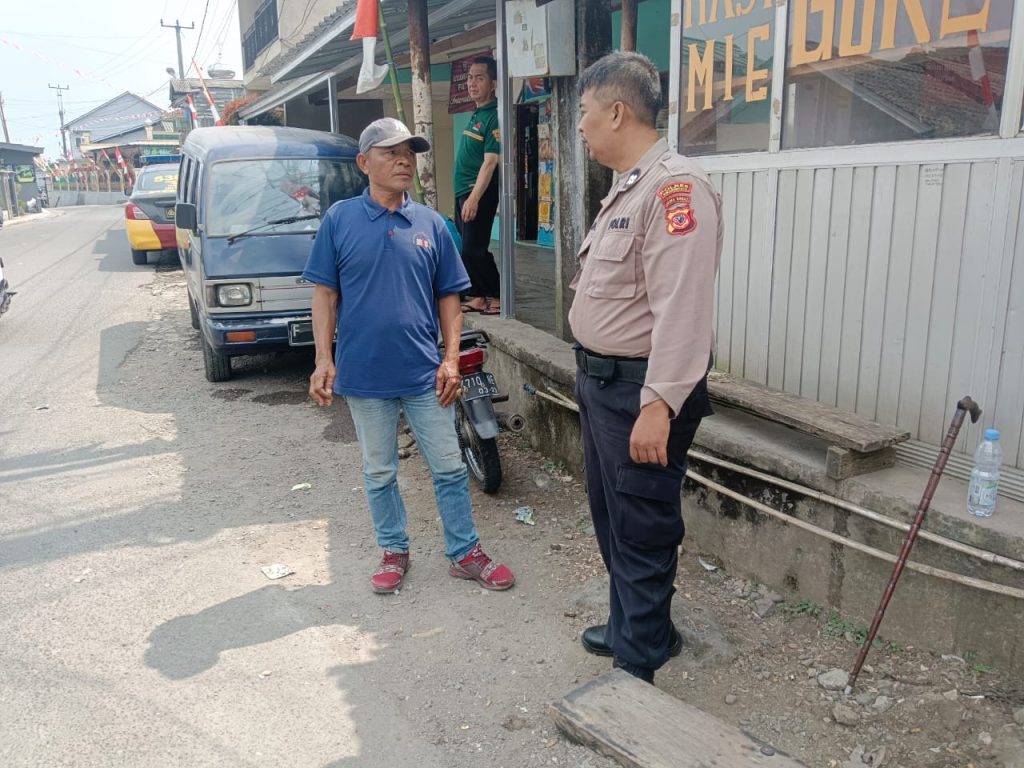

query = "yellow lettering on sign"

[746,25,770,103]
[940,0,990,37]
[790,0,835,66]
[734,0,758,15]
[881,0,931,50]
[839,0,876,57]
[684,0,694,29]
[687,41,716,113]
[724,34,735,101]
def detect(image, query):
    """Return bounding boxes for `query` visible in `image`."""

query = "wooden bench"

[706,372,910,480]
[550,670,806,767]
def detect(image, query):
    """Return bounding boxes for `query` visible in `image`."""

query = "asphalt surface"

[0,206,616,768]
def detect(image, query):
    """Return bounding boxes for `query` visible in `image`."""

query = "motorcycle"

[442,329,524,494]
[0,257,14,318]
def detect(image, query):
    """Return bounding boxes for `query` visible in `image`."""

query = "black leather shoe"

[613,657,654,684]
[580,623,683,658]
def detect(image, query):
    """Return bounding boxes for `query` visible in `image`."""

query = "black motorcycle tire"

[455,400,502,494]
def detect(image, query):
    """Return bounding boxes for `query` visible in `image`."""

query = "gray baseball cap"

[358,117,430,154]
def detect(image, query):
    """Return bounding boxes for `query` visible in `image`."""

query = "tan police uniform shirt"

[568,138,723,417]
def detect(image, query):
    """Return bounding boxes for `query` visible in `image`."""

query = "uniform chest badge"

[414,233,432,250]
[656,181,697,236]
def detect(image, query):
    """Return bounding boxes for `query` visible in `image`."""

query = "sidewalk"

[1,207,58,229]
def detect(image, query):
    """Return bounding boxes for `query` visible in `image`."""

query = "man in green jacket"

[453,55,501,314]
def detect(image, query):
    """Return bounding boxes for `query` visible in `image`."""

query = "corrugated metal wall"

[705,150,1024,476]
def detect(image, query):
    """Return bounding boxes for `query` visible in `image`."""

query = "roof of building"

[65,91,165,131]
[0,142,44,156]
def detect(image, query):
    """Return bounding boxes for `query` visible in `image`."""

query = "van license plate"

[288,321,314,346]
[462,372,498,401]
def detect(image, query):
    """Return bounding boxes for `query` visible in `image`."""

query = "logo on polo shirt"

[414,232,432,250]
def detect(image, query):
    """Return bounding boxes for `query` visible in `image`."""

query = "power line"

[189,1,211,73]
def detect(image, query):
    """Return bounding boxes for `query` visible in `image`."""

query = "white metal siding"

[702,139,1024,477]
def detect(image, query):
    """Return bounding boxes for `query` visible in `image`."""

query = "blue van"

[174,126,366,381]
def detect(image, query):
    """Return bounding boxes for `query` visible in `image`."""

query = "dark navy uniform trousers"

[576,354,713,671]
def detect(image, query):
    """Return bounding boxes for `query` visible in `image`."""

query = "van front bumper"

[204,313,314,355]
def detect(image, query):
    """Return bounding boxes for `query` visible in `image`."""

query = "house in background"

[0,141,44,217]
[64,92,166,161]
[169,77,246,128]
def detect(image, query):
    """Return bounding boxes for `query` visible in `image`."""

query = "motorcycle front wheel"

[454,400,502,494]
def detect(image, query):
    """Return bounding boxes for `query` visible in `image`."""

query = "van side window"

[178,158,191,203]
[190,161,202,208]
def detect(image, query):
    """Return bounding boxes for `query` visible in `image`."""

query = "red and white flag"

[351,0,388,94]
[114,147,127,170]
[192,59,223,124]
[187,95,200,127]
[967,29,999,132]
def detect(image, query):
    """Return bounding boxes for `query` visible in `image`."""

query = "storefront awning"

[238,70,333,121]
[270,0,495,84]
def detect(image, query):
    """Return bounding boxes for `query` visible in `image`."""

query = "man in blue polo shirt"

[304,117,515,595]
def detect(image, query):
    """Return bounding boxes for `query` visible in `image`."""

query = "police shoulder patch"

[656,180,697,237]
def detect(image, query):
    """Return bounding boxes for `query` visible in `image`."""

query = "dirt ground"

[140,260,1024,768]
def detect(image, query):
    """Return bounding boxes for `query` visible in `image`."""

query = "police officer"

[569,51,722,684]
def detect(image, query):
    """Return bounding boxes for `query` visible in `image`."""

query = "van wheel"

[188,292,200,330]
[131,248,148,265]
[202,336,232,382]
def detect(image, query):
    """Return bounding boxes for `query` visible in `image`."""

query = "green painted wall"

[612,0,672,70]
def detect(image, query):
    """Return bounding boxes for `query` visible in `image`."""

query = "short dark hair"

[472,55,498,81]
[577,51,661,128]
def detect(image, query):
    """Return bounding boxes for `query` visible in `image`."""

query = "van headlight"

[216,284,252,306]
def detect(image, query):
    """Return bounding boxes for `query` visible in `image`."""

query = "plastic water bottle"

[967,429,1002,517]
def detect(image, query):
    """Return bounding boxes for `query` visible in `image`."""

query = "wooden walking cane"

[845,396,983,695]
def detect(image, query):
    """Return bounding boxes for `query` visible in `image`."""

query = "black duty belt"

[573,344,647,385]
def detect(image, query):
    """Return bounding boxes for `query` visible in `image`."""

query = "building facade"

[235,0,1024,492]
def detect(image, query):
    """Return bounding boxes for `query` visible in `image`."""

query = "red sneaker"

[448,544,515,590]
[371,550,410,594]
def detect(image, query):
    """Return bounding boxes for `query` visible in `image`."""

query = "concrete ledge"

[52,192,125,207]
[468,314,1024,674]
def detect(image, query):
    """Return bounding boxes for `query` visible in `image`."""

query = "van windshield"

[206,158,366,237]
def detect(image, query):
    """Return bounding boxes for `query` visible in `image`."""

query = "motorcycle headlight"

[216,284,252,306]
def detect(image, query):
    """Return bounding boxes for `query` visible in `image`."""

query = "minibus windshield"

[206,157,365,237]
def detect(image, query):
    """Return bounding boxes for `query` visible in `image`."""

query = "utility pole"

[49,84,70,158]
[161,19,195,79]
[0,92,11,142]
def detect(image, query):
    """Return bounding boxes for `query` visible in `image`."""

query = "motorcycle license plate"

[462,372,498,401]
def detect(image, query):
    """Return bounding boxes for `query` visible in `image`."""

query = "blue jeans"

[346,390,479,561]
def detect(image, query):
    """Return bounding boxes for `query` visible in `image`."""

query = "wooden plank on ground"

[550,670,806,768]
[707,373,910,453]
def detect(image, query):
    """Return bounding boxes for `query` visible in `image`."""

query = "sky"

[1,0,243,160]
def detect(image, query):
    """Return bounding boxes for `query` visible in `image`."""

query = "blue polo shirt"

[302,188,471,398]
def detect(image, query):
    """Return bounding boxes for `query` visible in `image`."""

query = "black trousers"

[455,176,501,298]
[576,368,712,671]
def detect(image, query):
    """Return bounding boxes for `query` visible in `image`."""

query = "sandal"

[461,297,487,313]
[480,297,501,315]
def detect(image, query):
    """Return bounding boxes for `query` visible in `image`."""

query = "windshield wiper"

[226,214,320,244]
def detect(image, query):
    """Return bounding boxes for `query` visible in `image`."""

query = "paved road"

[0,207,613,768]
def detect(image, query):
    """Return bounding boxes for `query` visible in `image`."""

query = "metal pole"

[496,0,515,318]
[378,2,424,203]
[327,75,339,133]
